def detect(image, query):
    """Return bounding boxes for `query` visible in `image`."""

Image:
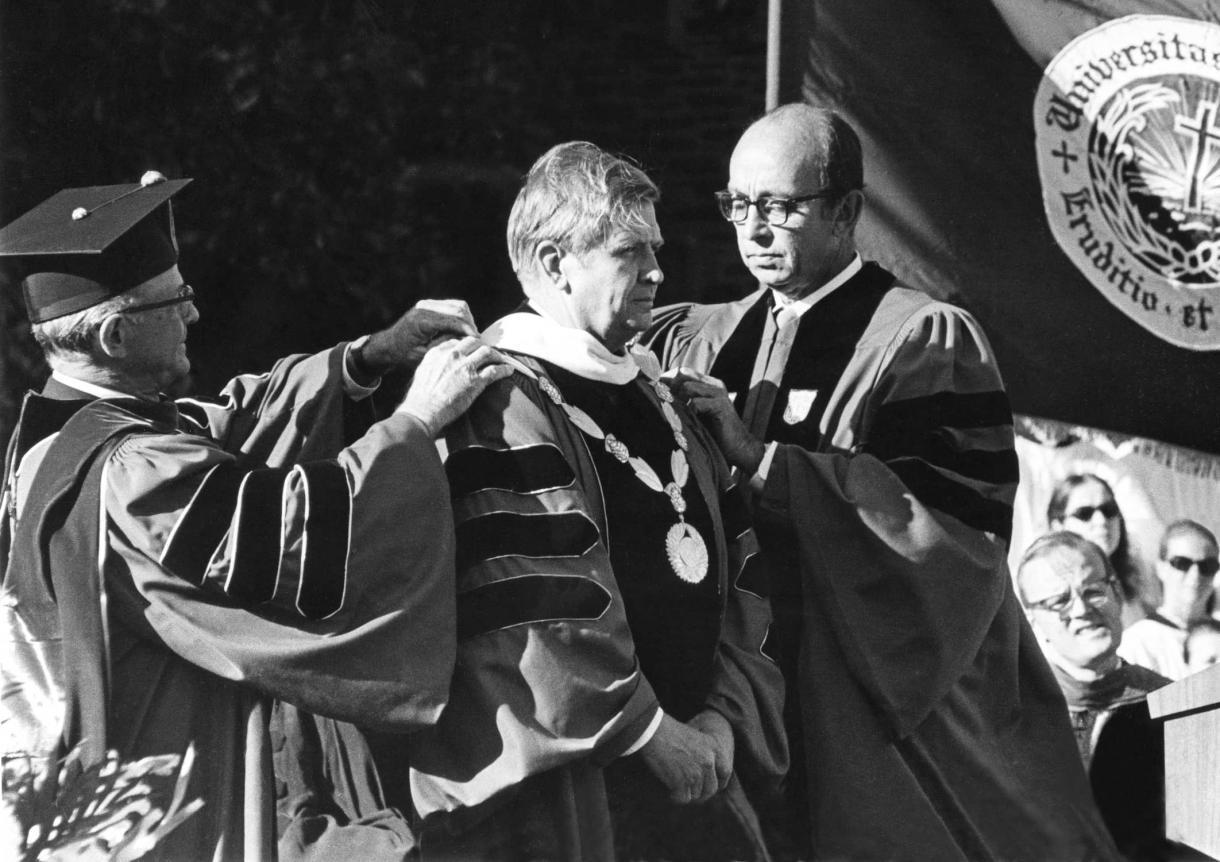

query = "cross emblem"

[1174,100,1220,212]
[1051,141,1078,174]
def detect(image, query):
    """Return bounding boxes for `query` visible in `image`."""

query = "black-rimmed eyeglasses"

[122,284,196,315]
[1026,577,1119,616]
[714,190,838,226]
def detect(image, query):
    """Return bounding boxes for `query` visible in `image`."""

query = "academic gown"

[645,263,1118,861]
[1,346,455,861]
[401,313,786,861]
[1049,660,1194,861]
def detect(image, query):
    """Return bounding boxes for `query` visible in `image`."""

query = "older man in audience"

[1120,520,1220,679]
[1017,531,1191,861]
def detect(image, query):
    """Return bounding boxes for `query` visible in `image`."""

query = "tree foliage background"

[1,0,766,442]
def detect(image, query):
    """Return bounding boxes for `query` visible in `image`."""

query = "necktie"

[740,303,799,440]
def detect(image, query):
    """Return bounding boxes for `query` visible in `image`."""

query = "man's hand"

[397,336,512,437]
[666,368,765,474]
[689,709,734,792]
[358,299,480,377]
[637,713,720,805]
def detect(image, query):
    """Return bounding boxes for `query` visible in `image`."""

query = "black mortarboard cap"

[0,173,192,323]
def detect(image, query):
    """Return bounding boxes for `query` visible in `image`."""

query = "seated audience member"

[1184,619,1220,675]
[1120,520,1219,680]
[398,142,786,861]
[1016,532,1188,861]
[1048,473,1149,625]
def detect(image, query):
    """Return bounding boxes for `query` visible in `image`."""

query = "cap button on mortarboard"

[0,172,193,323]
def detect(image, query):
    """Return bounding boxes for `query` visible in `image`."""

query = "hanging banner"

[797,1,1220,454]
[1036,15,1220,349]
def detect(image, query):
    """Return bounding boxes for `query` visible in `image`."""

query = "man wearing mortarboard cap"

[0,172,511,860]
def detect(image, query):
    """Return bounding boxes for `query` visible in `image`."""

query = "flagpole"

[766,0,782,110]
[0,288,8,450]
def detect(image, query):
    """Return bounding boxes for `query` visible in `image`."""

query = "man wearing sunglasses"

[1120,519,1220,679]
[1015,531,1186,861]
[0,174,510,860]
[646,103,1116,860]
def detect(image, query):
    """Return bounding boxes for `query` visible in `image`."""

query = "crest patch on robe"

[782,389,817,425]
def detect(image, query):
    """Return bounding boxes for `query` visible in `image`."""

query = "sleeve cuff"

[342,336,381,400]
[621,707,665,757]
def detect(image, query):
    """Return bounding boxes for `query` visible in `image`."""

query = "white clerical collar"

[770,253,863,320]
[482,309,655,385]
[51,370,141,402]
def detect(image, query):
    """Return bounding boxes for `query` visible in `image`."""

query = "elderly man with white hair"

[0,173,510,860]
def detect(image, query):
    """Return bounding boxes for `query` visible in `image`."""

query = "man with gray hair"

[648,103,1116,860]
[401,142,786,861]
[1016,531,1182,860]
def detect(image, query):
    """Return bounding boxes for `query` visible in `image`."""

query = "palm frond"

[4,743,203,861]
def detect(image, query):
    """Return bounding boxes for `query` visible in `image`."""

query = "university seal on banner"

[1036,15,1220,349]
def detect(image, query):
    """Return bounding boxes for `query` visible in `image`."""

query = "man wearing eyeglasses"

[1015,531,1191,861]
[0,174,510,860]
[646,103,1117,860]
[1119,519,1220,680]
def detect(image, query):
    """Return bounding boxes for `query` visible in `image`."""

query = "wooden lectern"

[1148,663,1220,859]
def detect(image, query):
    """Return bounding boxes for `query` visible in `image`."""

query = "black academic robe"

[646,263,1118,861]
[403,336,786,861]
[1,348,453,861]
[1053,660,1203,861]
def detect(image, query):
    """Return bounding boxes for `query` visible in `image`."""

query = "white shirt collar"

[51,370,141,402]
[770,253,863,320]
[482,308,655,385]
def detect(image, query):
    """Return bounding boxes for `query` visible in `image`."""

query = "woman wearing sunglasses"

[1047,473,1148,627]
[1117,520,1220,680]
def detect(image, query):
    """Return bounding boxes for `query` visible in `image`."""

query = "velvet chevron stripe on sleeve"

[227,467,292,604]
[869,390,1012,437]
[159,459,354,616]
[455,511,600,573]
[293,461,350,619]
[160,462,247,584]
[445,443,576,499]
[886,458,1015,541]
[456,574,613,640]
[863,390,1018,540]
